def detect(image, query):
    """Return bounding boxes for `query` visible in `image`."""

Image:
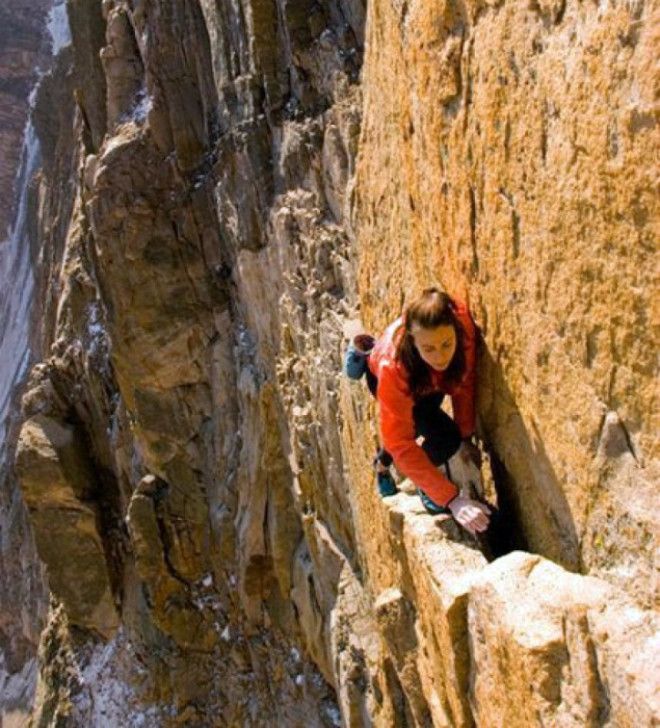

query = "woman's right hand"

[447,495,491,535]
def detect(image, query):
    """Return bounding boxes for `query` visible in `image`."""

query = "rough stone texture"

[354,0,659,605]
[468,552,659,727]
[0,0,657,725]
[15,415,120,638]
[0,0,52,239]
[0,2,60,724]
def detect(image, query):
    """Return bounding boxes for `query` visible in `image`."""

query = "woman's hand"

[459,439,482,468]
[448,495,491,535]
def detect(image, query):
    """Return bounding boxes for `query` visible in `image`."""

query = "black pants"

[366,369,461,468]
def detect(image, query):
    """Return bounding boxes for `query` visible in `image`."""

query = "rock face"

[354,0,659,606]
[1,0,657,725]
[0,2,58,722]
[0,0,52,238]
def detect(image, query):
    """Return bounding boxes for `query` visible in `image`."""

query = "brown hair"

[394,287,466,399]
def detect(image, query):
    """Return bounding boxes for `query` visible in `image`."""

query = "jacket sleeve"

[377,362,459,506]
[451,310,477,438]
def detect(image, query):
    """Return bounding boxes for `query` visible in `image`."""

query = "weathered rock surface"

[468,551,659,727]
[0,0,52,238]
[354,0,659,604]
[0,2,63,723]
[0,0,657,725]
[15,415,120,638]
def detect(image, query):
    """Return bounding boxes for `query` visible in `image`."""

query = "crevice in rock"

[468,184,479,275]
[482,448,530,561]
[498,186,521,259]
[91,465,130,602]
[585,624,612,725]
[541,103,548,164]
[148,479,192,589]
[383,657,414,728]
[615,417,639,464]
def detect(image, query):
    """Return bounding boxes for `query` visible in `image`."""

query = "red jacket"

[367,300,477,505]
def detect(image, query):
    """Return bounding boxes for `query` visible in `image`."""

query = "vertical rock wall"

[0,0,52,237]
[354,0,658,602]
[0,2,60,722]
[2,0,657,725]
[10,0,370,723]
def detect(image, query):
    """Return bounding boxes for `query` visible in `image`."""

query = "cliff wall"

[354,0,658,603]
[0,0,52,238]
[1,0,657,725]
[0,2,59,723]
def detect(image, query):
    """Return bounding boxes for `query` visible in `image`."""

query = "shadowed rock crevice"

[478,345,580,571]
[482,448,531,560]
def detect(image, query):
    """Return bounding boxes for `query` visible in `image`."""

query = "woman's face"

[411,323,457,371]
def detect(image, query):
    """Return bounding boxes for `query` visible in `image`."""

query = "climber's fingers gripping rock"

[448,495,491,535]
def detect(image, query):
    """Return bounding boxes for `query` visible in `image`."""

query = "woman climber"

[344,287,492,536]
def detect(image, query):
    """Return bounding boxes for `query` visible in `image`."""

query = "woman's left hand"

[459,440,482,468]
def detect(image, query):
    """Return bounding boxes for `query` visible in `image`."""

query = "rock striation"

[0,1,60,722]
[0,0,657,725]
